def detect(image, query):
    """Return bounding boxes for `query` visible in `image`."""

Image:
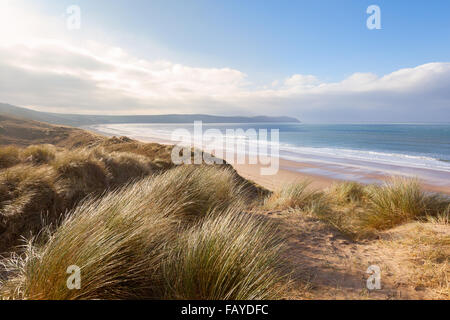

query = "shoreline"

[85,126,450,195]
[233,158,450,195]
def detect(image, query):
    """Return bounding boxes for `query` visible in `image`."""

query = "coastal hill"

[0,103,300,127]
[0,114,103,147]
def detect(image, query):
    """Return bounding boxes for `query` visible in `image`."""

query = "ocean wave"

[277,144,450,172]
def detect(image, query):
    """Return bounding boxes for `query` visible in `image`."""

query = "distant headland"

[0,103,300,127]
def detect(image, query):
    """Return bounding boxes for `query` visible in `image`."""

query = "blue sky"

[1,0,450,121]
[35,0,450,81]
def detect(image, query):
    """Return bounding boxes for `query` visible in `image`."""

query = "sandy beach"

[233,158,450,195]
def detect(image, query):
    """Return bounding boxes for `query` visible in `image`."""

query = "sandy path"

[260,211,440,300]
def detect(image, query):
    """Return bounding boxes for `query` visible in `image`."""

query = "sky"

[0,0,449,122]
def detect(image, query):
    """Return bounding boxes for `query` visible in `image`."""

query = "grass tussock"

[325,178,449,238]
[0,180,177,300]
[147,165,253,222]
[97,151,153,186]
[263,180,327,214]
[100,137,175,170]
[0,170,286,300]
[0,146,20,169]
[2,130,449,299]
[426,205,450,225]
[0,165,61,248]
[0,139,179,253]
[22,145,56,165]
[264,178,450,240]
[163,208,286,300]
[0,165,55,205]
[327,181,366,205]
[51,149,109,205]
[363,178,449,230]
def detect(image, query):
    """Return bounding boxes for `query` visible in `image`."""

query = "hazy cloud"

[0,1,449,122]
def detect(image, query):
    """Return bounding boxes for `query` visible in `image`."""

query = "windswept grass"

[0,180,178,300]
[0,146,20,169]
[327,181,366,205]
[0,165,56,205]
[163,208,286,300]
[322,178,450,238]
[364,178,449,230]
[263,180,327,214]
[0,165,60,248]
[426,205,450,225]
[0,170,287,300]
[100,137,175,170]
[147,165,252,222]
[265,178,450,240]
[2,132,449,300]
[0,137,266,253]
[97,151,153,187]
[0,141,175,253]
[52,149,109,206]
[22,145,56,165]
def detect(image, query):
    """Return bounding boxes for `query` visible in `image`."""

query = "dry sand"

[258,210,448,299]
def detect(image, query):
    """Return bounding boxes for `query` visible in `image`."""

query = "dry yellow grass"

[263,178,450,240]
[263,180,327,214]
[21,145,56,165]
[147,165,253,222]
[426,205,450,225]
[0,165,60,249]
[162,207,287,300]
[327,181,366,205]
[0,168,286,300]
[0,180,178,299]
[0,146,20,169]
[0,141,173,253]
[95,150,153,187]
[0,136,266,254]
[363,178,448,230]
[100,137,175,168]
[51,149,110,207]
[379,221,449,299]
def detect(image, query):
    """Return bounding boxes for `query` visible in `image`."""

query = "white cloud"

[0,1,449,122]
[283,74,320,89]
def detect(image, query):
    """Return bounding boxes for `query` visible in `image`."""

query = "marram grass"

[162,207,287,300]
[267,177,450,239]
[327,181,366,205]
[0,166,286,300]
[263,180,326,213]
[0,144,162,252]
[363,177,449,230]
[0,146,20,169]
